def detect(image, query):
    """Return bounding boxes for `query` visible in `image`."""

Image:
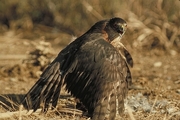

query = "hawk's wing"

[21,38,81,112]
[21,61,62,112]
[64,38,130,119]
[21,35,131,120]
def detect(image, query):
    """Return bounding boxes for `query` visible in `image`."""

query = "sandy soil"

[0,30,180,120]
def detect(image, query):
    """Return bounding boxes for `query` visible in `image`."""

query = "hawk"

[21,17,133,120]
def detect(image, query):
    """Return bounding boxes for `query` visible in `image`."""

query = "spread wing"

[21,61,62,112]
[64,38,130,119]
[21,38,81,112]
[21,35,131,120]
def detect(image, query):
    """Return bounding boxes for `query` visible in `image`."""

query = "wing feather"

[21,35,131,119]
[21,58,65,112]
[64,38,130,119]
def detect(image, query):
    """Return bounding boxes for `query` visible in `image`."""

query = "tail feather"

[92,80,128,120]
[123,48,133,67]
[117,81,127,115]
[109,92,116,119]
[92,83,117,120]
[92,96,109,120]
[21,62,62,112]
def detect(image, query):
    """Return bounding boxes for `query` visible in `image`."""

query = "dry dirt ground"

[0,30,180,120]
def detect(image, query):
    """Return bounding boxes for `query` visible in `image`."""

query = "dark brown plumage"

[21,17,133,120]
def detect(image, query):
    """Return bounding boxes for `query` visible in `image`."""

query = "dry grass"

[0,0,180,120]
[0,95,85,120]
[0,0,180,52]
[125,0,180,53]
[0,94,179,120]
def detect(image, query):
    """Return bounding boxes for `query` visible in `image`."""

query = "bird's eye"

[113,23,123,34]
[114,24,119,29]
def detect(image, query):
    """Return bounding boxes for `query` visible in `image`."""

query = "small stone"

[161,109,166,114]
[9,77,18,82]
[153,62,162,67]
[170,50,177,56]
[5,87,10,90]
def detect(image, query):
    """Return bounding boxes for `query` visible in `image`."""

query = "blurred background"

[0,0,180,52]
[0,0,180,119]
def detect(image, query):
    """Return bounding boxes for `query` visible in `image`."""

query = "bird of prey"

[21,17,133,120]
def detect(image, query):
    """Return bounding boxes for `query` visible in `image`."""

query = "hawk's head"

[105,17,127,42]
[109,18,127,37]
[86,17,127,43]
